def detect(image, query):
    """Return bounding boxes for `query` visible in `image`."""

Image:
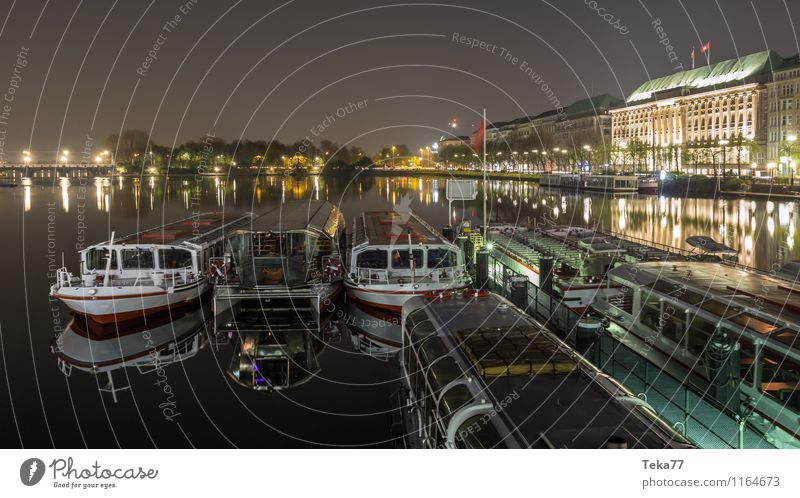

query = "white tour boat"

[50,212,253,324]
[345,210,471,314]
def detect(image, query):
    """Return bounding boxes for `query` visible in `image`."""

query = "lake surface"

[2,171,798,448]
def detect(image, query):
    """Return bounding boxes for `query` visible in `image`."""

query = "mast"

[482,108,487,241]
[102,231,115,288]
[408,230,415,287]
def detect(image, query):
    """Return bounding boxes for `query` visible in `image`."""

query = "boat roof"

[354,210,450,247]
[686,235,738,254]
[244,200,341,237]
[608,261,800,353]
[96,212,252,248]
[410,292,688,448]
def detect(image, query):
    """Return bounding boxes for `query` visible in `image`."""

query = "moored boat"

[212,200,345,340]
[637,175,660,195]
[395,290,693,448]
[50,212,253,324]
[344,210,471,314]
[487,225,625,312]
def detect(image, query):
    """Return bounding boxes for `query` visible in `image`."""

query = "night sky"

[0,0,798,158]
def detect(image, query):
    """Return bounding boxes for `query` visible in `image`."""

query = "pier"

[479,235,796,449]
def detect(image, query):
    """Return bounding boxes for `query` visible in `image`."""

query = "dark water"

[2,172,799,448]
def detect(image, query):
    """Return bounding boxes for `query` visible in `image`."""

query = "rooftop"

[418,292,689,448]
[608,261,800,352]
[355,210,449,247]
[107,212,251,247]
[246,200,342,237]
[626,50,784,103]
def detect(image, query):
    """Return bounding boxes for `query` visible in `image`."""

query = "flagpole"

[482,108,487,241]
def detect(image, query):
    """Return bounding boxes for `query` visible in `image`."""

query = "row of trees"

[436,130,763,177]
[104,130,372,170]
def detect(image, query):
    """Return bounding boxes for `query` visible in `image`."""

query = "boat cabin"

[76,212,252,288]
[225,201,344,288]
[349,211,465,285]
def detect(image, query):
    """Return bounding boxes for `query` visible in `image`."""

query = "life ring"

[207,260,226,280]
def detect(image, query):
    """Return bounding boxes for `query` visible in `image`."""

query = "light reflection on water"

[15,173,800,271]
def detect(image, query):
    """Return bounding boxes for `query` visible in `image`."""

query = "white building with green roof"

[611,50,783,174]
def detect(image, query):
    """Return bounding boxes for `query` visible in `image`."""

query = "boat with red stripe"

[345,209,471,315]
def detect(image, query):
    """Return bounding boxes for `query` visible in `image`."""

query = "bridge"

[0,162,117,178]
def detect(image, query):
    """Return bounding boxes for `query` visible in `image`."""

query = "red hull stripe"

[53,290,169,301]
[71,298,201,325]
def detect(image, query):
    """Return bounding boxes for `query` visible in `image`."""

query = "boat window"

[739,337,756,386]
[770,329,800,352]
[85,248,117,270]
[427,248,456,268]
[427,357,462,394]
[356,249,387,269]
[685,313,716,357]
[411,320,437,346]
[640,295,684,345]
[158,248,193,269]
[121,249,154,270]
[419,337,448,367]
[759,349,800,414]
[391,249,423,269]
[454,414,504,449]
[405,308,429,332]
[440,384,472,425]
[729,313,779,335]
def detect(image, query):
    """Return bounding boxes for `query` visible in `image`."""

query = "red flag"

[700,41,710,54]
[470,121,484,153]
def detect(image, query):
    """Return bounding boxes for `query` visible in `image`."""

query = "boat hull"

[344,280,470,313]
[51,279,209,324]
[638,185,659,195]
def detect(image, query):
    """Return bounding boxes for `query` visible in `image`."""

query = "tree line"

[104,130,373,170]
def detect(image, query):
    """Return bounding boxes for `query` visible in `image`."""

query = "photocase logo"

[20,458,45,486]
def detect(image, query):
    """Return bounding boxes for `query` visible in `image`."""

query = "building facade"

[766,55,800,175]
[482,94,622,151]
[610,51,782,173]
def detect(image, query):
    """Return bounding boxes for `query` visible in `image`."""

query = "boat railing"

[602,230,695,258]
[63,268,201,289]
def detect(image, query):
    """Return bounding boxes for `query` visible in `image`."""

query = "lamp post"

[582,144,592,173]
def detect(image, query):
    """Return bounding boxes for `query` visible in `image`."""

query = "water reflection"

[14,173,800,271]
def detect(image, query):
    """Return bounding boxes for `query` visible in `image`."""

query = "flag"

[470,120,484,154]
[700,41,710,54]
[690,47,695,68]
